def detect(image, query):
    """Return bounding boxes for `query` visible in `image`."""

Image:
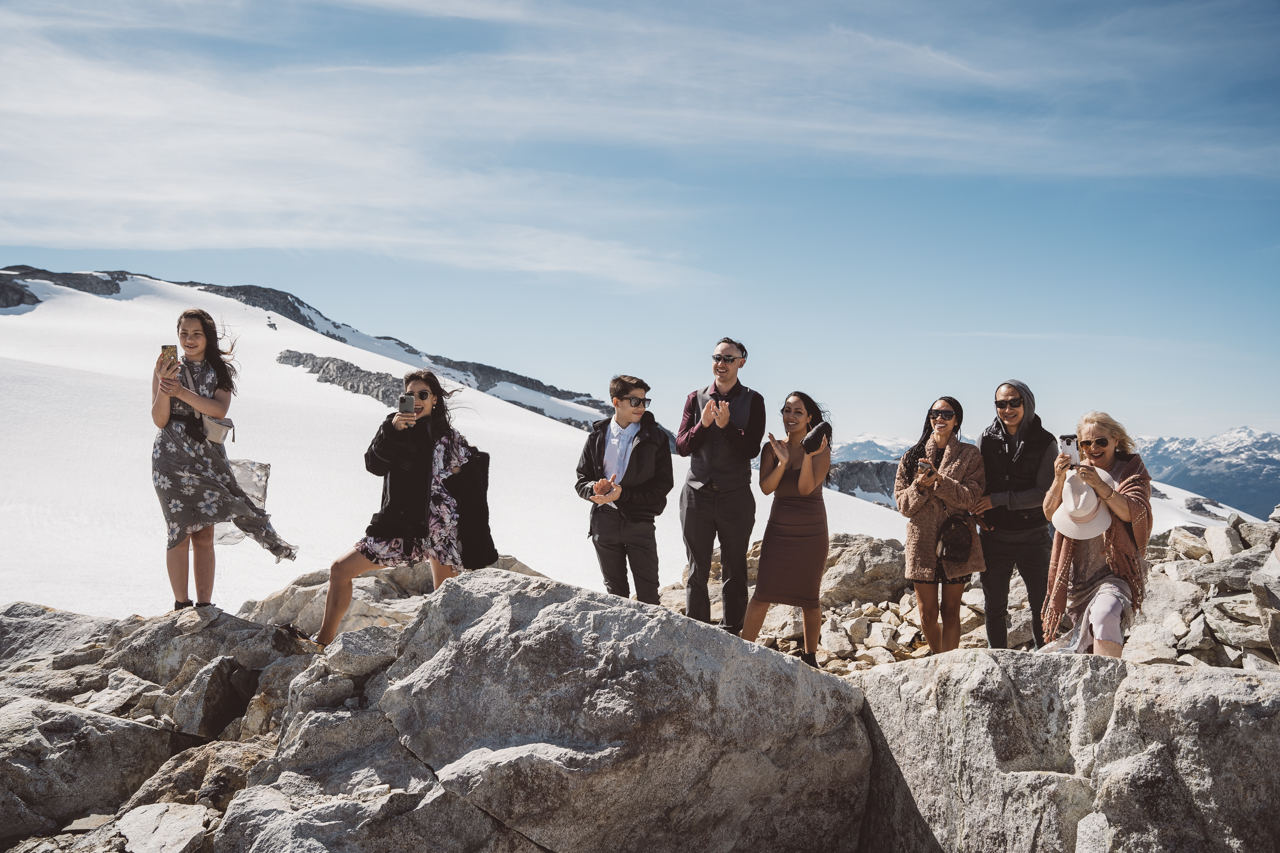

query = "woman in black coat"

[313,369,476,645]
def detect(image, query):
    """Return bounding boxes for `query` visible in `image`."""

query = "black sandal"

[279,623,325,648]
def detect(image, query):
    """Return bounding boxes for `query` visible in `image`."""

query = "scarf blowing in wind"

[1041,454,1154,641]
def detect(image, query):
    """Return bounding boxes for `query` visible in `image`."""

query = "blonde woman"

[1041,412,1153,657]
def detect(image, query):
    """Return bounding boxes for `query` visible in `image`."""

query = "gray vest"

[687,383,759,491]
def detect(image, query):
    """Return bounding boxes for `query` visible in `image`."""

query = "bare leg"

[430,558,458,591]
[801,606,822,654]
[916,582,942,653]
[166,536,191,604]
[741,598,771,643]
[191,526,216,604]
[316,549,380,646]
[940,583,965,652]
[1094,640,1123,658]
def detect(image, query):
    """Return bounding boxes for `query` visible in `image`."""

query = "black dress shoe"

[174,600,193,610]
[799,651,818,669]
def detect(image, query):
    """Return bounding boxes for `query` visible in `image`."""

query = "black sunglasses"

[994,398,1024,410]
[1079,437,1110,449]
[711,354,742,364]
[410,390,433,401]
[928,409,957,421]
[623,397,651,408]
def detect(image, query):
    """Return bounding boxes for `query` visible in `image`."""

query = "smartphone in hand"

[398,394,416,415]
[1058,435,1080,466]
[161,344,178,363]
[918,460,935,476]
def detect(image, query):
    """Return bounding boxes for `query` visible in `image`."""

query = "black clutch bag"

[801,421,832,454]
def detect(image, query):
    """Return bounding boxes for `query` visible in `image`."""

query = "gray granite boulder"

[1164,545,1274,592]
[0,697,171,847]
[376,572,872,853]
[0,602,119,665]
[820,534,910,606]
[850,650,1280,853]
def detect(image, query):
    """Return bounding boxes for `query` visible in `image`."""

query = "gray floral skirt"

[152,421,297,562]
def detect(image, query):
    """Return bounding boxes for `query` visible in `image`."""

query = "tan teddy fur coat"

[893,434,987,582]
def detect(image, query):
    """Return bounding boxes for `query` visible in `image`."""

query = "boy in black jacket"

[575,375,674,605]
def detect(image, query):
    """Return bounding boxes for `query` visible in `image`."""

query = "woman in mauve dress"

[741,392,831,668]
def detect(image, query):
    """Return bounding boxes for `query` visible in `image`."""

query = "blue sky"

[3,0,1278,441]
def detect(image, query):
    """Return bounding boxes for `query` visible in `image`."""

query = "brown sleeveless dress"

[752,466,829,608]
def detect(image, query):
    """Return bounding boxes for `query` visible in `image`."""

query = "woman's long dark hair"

[404,369,460,431]
[177,308,237,393]
[784,391,832,483]
[902,396,963,480]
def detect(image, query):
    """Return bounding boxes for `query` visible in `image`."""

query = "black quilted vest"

[980,417,1055,532]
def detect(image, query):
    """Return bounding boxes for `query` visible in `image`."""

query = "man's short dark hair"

[609,375,650,401]
[716,337,747,358]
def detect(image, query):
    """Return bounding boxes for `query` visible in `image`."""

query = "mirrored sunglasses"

[625,397,651,408]
[1079,437,1110,449]
[711,354,742,364]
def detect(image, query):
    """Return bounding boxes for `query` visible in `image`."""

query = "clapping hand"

[712,400,731,428]
[767,432,790,468]
[591,475,622,504]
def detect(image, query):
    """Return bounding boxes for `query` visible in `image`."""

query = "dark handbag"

[936,513,973,563]
[801,421,832,454]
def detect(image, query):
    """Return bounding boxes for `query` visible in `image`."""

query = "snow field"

[0,276,906,619]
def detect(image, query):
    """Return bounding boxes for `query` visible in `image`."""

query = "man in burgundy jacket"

[677,337,766,635]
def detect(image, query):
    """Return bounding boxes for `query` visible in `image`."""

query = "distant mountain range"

[1135,428,1280,520]
[828,425,1280,521]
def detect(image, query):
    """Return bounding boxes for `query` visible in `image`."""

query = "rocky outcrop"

[236,554,543,638]
[827,460,898,505]
[0,265,128,295]
[230,572,873,853]
[277,349,401,406]
[0,279,41,308]
[0,697,172,846]
[850,650,1280,853]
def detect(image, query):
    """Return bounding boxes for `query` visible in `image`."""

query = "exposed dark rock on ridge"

[277,349,401,407]
[827,460,898,505]
[1,265,128,296]
[0,278,41,308]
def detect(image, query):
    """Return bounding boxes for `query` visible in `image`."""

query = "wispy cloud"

[1,0,1277,283]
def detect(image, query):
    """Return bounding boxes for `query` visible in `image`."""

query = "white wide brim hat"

[1052,467,1119,540]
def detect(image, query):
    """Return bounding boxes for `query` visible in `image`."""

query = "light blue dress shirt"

[602,418,642,509]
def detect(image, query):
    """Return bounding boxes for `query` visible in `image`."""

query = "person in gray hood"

[973,380,1056,648]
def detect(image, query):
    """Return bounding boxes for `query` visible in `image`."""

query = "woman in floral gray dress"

[313,369,470,646]
[151,308,296,610]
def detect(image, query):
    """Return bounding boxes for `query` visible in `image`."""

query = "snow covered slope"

[0,272,906,619]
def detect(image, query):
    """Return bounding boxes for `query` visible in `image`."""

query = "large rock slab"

[117,803,218,853]
[103,607,311,686]
[0,697,171,847]
[1205,525,1245,562]
[820,534,910,606]
[378,572,872,853]
[850,650,1280,853]
[1165,545,1274,592]
[0,602,119,665]
[1087,667,1280,851]
[215,707,540,853]
[122,740,273,813]
[850,651,1121,853]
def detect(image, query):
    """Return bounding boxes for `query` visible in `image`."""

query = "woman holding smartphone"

[893,397,986,654]
[312,369,471,646]
[151,308,296,611]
